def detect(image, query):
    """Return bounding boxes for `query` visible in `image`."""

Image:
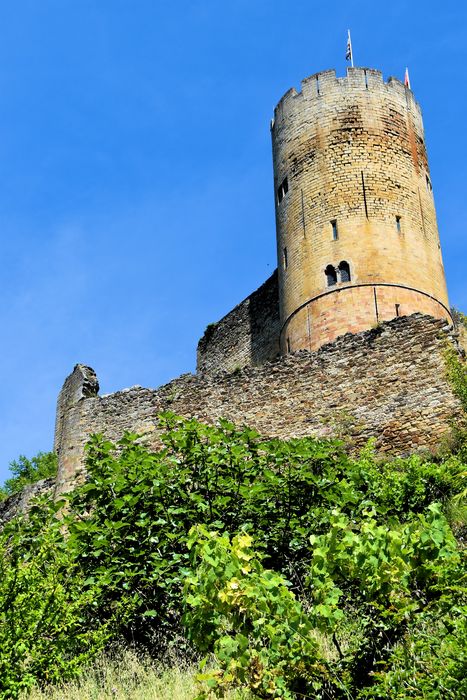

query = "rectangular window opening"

[277,176,289,204]
[287,337,291,353]
[316,75,320,95]
[331,219,338,240]
[364,69,369,90]
[396,215,402,233]
[283,247,288,269]
[395,303,401,317]
[361,171,369,218]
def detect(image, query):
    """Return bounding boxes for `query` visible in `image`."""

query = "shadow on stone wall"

[197,270,280,375]
[248,269,281,366]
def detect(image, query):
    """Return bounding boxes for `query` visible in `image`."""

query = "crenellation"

[272,65,449,354]
[274,68,422,118]
[50,65,461,496]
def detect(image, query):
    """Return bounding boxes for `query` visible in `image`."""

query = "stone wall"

[196,271,280,375]
[54,314,464,495]
[271,68,451,352]
[54,364,99,493]
[0,477,55,525]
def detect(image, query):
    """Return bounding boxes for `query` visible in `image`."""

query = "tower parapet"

[271,67,451,352]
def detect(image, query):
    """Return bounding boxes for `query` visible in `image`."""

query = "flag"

[346,30,353,66]
[404,67,411,89]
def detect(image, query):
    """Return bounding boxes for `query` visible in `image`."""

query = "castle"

[197,67,451,375]
[53,68,463,495]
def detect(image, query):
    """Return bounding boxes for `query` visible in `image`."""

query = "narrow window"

[283,247,288,269]
[395,303,401,317]
[361,171,369,218]
[396,215,402,233]
[287,337,291,353]
[425,174,432,192]
[364,69,369,90]
[277,177,289,204]
[325,264,337,287]
[331,219,338,240]
[338,261,351,283]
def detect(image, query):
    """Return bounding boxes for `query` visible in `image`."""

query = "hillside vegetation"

[0,330,466,699]
[0,452,57,501]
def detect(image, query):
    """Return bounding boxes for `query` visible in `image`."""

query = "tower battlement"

[271,66,450,353]
[272,68,421,124]
[46,65,461,499]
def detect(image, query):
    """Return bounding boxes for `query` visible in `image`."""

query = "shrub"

[1,412,466,697]
[0,498,121,699]
[184,526,335,699]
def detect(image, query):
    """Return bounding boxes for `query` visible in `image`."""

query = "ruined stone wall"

[54,364,99,493]
[0,477,55,525]
[272,68,451,352]
[197,271,280,375]
[54,315,464,495]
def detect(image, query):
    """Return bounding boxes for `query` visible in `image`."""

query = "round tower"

[271,67,451,353]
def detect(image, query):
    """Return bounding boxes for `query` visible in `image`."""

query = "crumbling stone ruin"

[52,67,462,495]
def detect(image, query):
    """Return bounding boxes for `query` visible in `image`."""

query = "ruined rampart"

[196,271,280,375]
[54,314,464,495]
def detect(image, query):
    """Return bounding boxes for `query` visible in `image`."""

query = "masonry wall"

[196,271,280,375]
[0,477,55,525]
[272,68,451,352]
[54,315,464,495]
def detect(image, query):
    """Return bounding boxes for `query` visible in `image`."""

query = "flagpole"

[404,67,411,89]
[346,30,354,68]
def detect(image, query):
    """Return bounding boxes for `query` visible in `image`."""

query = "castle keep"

[273,68,450,353]
[197,67,451,374]
[54,68,463,494]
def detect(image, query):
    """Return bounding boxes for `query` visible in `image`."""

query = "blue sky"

[0,0,466,481]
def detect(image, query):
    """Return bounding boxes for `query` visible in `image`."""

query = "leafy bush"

[309,504,462,689]
[184,526,332,699]
[64,416,348,646]
[181,505,466,699]
[1,412,466,698]
[0,498,123,699]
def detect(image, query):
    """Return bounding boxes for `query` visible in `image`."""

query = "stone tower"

[271,67,451,353]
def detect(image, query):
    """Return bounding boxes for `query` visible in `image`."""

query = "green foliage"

[184,526,331,699]
[64,415,349,646]
[309,504,462,691]
[62,414,465,646]
[182,505,466,699]
[0,498,122,699]
[0,452,57,501]
[445,344,467,413]
[1,413,467,698]
[362,598,467,699]
[62,415,461,650]
[443,315,467,493]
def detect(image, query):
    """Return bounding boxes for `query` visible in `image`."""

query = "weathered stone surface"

[0,478,55,525]
[271,68,451,353]
[197,271,280,375]
[54,314,464,495]
[54,364,99,494]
